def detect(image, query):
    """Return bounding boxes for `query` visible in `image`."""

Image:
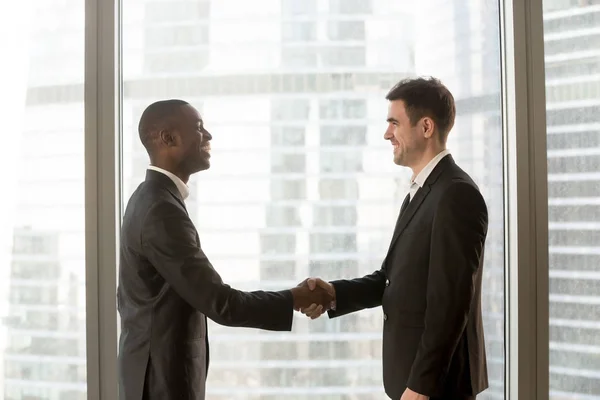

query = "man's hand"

[296,277,336,319]
[400,388,429,400]
[289,284,333,311]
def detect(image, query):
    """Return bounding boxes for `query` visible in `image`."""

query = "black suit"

[328,155,488,400]
[117,170,294,400]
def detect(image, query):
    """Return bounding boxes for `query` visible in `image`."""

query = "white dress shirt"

[409,149,451,201]
[147,165,190,200]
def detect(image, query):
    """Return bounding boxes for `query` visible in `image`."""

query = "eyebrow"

[386,117,398,123]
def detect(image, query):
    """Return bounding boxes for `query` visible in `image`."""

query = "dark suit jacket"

[328,155,488,399]
[117,170,294,400]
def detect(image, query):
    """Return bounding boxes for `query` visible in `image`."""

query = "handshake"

[289,278,335,319]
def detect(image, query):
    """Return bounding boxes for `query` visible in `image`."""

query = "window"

[121,0,504,398]
[310,260,359,278]
[406,1,505,398]
[144,25,209,48]
[321,46,366,67]
[547,105,600,126]
[543,1,600,398]
[265,206,301,227]
[260,261,297,281]
[143,51,210,73]
[313,206,357,226]
[12,0,597,397]
[281,48,318,68]
[0,1,86,399]
[319,99,367,120]
[272,99,311,121]
[261,341,299,360]
[327,21,366,41]
[320,126,366,146]
[282,22,317,42]
[144,0,210,22]
[270,127,306,146]
[318,179,359,200]
[320,151,364,173]
[544,9,600,33]
[309,233,357,254]
[260,234,297,254]
[271,153,306,173]
[545,34,600,55]
[545,58,600,79]
[329,0,372,15]
[270,179,306,200]
[282,0,317,15]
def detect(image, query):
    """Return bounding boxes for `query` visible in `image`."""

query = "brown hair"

[385,77,456,142]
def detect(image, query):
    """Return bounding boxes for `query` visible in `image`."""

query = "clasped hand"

[290,277,335,319]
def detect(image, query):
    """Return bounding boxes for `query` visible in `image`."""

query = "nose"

[383,125,393,140]
[203,130,212,141]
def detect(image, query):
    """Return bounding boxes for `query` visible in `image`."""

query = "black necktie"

[399,192,411,217]
[391,193,411,238]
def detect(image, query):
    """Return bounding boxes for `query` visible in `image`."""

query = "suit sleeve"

[407,182,488,397]
[141,201,294,331]
[327,269,386,318]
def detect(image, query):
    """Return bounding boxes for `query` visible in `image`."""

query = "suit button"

[383,313,388,321]
[385,279,390,287]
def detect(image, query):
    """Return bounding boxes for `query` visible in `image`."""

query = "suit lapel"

[385,154,454,254]
[387,184,431,251]
[390,193,410,239]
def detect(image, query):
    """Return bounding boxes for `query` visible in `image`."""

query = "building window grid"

[19,0,600,398]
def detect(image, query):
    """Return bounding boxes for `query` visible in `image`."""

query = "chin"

[188,160,210,175]
[198,162,210,172]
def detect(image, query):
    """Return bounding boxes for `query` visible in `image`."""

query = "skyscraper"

[412,1,505,398]
[4,228,85,400]
[544,2,600,398]
[122,1,413,397]
[9,1,600,400]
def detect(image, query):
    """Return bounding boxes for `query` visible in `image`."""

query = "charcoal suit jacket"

[328,155,489,399]
[117,169,294,400]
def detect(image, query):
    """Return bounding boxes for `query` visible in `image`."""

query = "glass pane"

[414,1,505,399]
[543,1,600,399]
[121,0,504,399]
[0,1,86,400]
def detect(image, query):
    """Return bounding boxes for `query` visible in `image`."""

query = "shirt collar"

[147,165,190,200]
[411,149,451,189]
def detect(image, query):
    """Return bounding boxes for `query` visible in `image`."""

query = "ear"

[158,129,178,147]
[421,117,435,139]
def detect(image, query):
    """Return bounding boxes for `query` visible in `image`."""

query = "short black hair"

[385,77,456,142]
[138,99,190,152]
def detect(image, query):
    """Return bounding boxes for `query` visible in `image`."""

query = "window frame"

[84,0,121,397]
[501,0,550,399]
[82,0,553,398]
